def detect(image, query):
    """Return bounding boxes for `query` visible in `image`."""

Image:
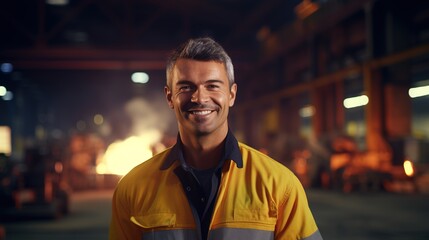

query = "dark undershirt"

[191,167,218,240]
[192,167,215,199]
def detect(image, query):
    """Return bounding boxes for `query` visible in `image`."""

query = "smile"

[190,110,213,115]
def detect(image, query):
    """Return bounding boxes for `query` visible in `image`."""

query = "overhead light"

[343,95,369,109]
[409,85,429,98]
[131,72,149,84]
[93,114,104,125]
[64,30,88,42]
[46,0,69,6]
[2,91,13,101]
[299,105,315,118]
[0,63,13,73]
[295,0,319,20]
[0,86,6,96]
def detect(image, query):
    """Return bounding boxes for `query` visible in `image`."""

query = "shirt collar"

[160,129,243,170]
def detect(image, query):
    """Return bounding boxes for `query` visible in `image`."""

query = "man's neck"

[180,129,228,170]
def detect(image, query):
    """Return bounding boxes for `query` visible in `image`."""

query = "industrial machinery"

[328,136,429,193]
[0,147,70,220]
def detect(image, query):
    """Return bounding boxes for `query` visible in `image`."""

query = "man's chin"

[194,128,212,137]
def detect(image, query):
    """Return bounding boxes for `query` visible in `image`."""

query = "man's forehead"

[174,58,225,68]
[172,60,227,79]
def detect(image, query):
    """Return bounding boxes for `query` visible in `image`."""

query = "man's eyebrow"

[176,79,225,85]
[206,79,225,84]
[176,80,193,85]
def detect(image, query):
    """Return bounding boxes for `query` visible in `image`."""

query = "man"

[109,37,323,240]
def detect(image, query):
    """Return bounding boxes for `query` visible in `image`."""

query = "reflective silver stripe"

[302,230,323,240]
[141,229,198,240]
[208,228,274,240]
[140,228,322,240]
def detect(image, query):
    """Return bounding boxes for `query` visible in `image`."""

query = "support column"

[363,65,394,169]
[363,64,384,152]
[385,84,411,138]
[312,83,344,139]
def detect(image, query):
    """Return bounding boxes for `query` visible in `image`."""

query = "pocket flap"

[233,209,277,224]
[131,213,176,228]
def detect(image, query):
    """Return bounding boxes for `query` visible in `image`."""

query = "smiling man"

[109,37,323,240]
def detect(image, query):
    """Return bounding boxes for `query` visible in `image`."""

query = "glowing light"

[408,85,429,98]
[299,105,315,118]
[403,160,414,177]
[0,63,13,73]
[0,86,6,96]
[93,114,104,125]
[55,162,63,173]
[131,72,149,84]
[295,0,319,20]
[0,126,11,155]
[96,130,163,176]
[343,95,369,109]
[2,91,13,101]
[46,0,69,5]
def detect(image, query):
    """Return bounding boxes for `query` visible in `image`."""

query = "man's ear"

[229,83,237,107]
[164,86,174,109]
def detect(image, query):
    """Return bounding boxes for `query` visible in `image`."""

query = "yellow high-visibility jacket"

[109,138,322,240]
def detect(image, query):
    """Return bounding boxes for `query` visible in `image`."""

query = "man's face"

[165,59,237,137]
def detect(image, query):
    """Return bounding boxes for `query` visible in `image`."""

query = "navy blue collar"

[160,130,243,170]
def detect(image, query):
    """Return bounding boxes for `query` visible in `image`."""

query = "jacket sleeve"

[275,174,323,240]
[109,184,141,240]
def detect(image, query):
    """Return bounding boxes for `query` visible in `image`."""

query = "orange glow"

[295,0,319,20]
[403,160,415,177]
[0,126,12,155]
[55,162,63,173]
[96,129,164,176]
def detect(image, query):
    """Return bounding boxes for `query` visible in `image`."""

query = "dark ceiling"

[0,0,305,137]
[1,0,300,53]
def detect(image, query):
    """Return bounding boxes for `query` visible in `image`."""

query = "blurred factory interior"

[1,0,429,218]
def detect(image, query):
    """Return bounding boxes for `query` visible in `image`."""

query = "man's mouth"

[190,110,213,115]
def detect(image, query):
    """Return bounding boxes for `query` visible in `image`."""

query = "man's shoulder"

[237,142,294,176]
[235,142,302,199]
[118,147,172,183]
[237,142,283,164]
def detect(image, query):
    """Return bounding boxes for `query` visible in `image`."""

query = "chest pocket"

[131,213,176,228]
[131,214,198,240]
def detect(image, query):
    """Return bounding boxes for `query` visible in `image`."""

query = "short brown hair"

[166,37,234,88]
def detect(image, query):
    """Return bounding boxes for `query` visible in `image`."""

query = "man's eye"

[179,86,192,91]
[207,84,219,89]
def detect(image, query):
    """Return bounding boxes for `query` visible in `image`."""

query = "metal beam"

[235,43,429,111]
[8,60,166,71]
[0,47,252,70]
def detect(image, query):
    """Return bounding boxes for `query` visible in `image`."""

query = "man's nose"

[191,87,209,103]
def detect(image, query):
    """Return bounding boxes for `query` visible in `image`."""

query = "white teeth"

[192,110,211,115]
